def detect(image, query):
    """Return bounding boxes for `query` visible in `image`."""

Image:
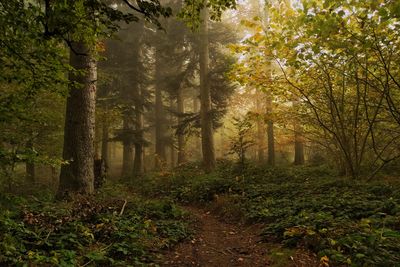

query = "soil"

[160,206,319,267]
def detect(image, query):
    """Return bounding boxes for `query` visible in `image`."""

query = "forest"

[1,0,400,266]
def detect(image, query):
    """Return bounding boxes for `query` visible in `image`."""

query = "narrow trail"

[161,206,271,267]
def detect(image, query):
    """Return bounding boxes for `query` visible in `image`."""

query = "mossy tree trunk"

[58,42,96,196]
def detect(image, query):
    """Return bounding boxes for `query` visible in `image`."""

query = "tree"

[59,41,97,195]
[293,99,305,165]
[0,1,67,189]
[229,115,254,169]
[154,48,168,169]
[56,0,171,195]
[179,0,237,171]
[231,0,400,178]
[199,5,216,172]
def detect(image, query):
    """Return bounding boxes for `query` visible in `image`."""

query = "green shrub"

[0,191,191,266]
[142,162,400,266]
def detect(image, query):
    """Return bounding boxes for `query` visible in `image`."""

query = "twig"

[225,248,252,258]
[44,229,53,243]
[119,200,127,216]
[208,246,228,255]
[79,259,93,267]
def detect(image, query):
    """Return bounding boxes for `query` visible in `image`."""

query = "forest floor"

[160,206,319,267]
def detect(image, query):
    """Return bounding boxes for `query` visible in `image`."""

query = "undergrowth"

[0,184,191,266]
[141,161,400,266]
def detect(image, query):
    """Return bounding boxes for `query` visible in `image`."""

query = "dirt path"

[160,206,271,267]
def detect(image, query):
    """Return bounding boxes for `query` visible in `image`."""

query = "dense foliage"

[0,187,190,266]
[142,162,400,266]
[230,0,400,178]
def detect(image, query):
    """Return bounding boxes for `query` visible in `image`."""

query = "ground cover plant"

[141,162,400,266]
[3,0,400,266]
[0,185,191,266]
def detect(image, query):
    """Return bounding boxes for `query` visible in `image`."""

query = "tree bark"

[101,105,109,169]
[25,138,35,184]
[294,125,305,165]
[199,5,216,172]
[177,87,186,164]
[293,100,305,165]
[121,112,134,177]
[256,93,265,164]
[155,49,167,169]
[266,96,275,166]
[133,87,143,176]
[95,124,101,159]
[193,96,202,160]
[58,42,96,196]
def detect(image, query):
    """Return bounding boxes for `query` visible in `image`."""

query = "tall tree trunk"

[170,145,176,168]
[25,139,35,184]
[58,42,96,196]
[193,96,201,160]
[256,93,265,164]
[219,126,225,158]
[293,101,305,165]
[294,126,305,165]
[199,5,216,172]
[155,49,166,169]
[101,105,109,168]
[177,88,186,164]
[95,124,101,159]
[121,112,134,177]
[133,87,143,177]
[266,96,275,166]
[142,146,147,173]
[169,99,176,168]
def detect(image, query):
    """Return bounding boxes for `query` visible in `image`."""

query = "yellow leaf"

[320,255,329,267]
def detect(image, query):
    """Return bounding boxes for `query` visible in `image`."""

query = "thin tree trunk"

[177,88,186,164]
[101,105,109,168]
[170,145,176,168]
[294,126,305,165]
[51,166,57,186]
[142,146,147,173]
[133,87,143,177]
[169,99,176,168]
[25,139,35,184]
[58,42,96,196]
[199,5,216,172]
[293,99,305,165]
[256,93,265,164]
[220,126,225,158]
[95,124,101,159]
[121,112,134,178]
[266,96,275,166]
[155,49,166,169]
[293,127,304,165]
[193,96,202,160]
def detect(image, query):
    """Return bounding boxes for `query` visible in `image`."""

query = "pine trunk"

[199,6,216,172]
[101,107,109,168]
[193,96,202,160]
[25,139,35,183]
[121,113,134,177]
[133,87,144,177]
[177,88,186,164]
[58,42,96,196]
[155,50,166,169]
